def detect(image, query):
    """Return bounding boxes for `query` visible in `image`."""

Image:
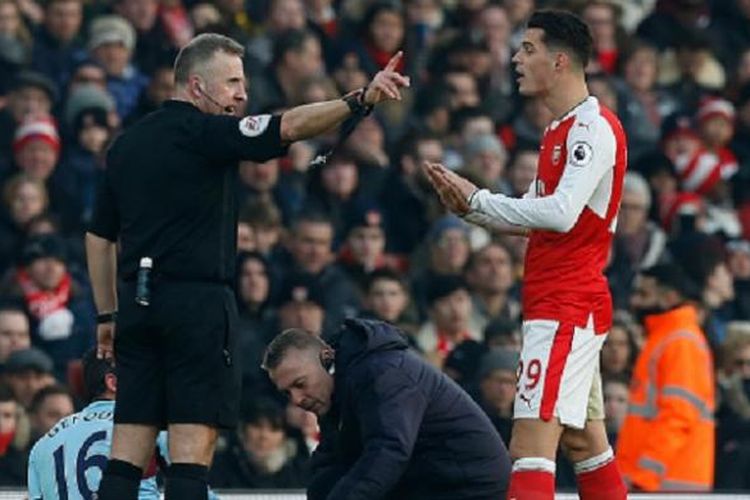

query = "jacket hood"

[330,318,409,372]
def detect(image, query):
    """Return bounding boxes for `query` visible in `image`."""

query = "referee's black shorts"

[113,280,241,429]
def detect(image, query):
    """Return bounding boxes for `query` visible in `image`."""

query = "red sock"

[507,470,555,500]
[576,459,627,500]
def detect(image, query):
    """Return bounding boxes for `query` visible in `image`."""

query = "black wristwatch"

[96,311,118,324]
[342,86,374,116]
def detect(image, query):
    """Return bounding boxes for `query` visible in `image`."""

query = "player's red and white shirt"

[467,96,627,333]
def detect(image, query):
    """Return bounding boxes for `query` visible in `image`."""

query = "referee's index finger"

[384,51,403,71]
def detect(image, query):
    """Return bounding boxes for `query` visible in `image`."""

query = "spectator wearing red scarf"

[0,235,95,380]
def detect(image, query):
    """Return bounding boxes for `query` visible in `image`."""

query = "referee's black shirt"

[89,100,288,284]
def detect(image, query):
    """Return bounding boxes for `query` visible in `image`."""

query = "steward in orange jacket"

[617,264,715,492]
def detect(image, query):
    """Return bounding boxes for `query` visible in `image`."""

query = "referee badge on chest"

[552,144,562,165]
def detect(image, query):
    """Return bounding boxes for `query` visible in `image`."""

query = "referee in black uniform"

[85,33,409,500]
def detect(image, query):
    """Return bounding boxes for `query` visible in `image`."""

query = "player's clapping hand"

[422,161,478,216]
[363,51,411,105]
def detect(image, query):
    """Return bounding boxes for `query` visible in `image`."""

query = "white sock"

[574,447,614,475]
[512,457,556,474]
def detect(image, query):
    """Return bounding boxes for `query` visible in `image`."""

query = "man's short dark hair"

[262,328,328,371]
[366,268,407,293]
[29,384,73,415]
[82,348,115,401]
[174,33,244,84]
[291,212,333,235]
[527,10,593,69]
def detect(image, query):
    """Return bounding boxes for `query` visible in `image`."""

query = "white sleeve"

[461,211,528,236]
[469,117,616,232]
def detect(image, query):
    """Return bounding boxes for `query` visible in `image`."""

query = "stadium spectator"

[3,348,54,410]
[209,399,309,488]
[0,304,31,367]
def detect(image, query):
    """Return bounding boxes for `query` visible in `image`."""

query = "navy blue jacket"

[309,319,510,500]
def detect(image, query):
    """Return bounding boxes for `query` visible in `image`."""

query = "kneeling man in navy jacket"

[263,318,511,499]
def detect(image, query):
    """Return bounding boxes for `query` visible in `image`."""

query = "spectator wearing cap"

[57,84,118,228]
[660,110,742,237]
[11,116,84,233]
[88,14,149,121]
[338,202,404,297]
[275,273,327,335]
[0,235,95,379]
[460,134,511,194]
[727,239,750,320]
[465,241,521,333]
[0,383,27,486]
[283,213,361,333]
[0,304,31,368]
[0,71,56,165]
[29,0,85,93]
[209,398,310,489]
[477,348,519,447]
[411,214,471,318]
[2,347,55,409]
[416,274,480,367]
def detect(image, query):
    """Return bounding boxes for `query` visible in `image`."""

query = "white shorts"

[514,314,606,429]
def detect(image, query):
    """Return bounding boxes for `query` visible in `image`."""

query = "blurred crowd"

[0,0,750,492]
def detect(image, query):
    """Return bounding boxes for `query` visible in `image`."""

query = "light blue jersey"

[27,400,159,500]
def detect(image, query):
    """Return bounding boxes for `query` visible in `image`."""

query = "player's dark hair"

[527,10,593,70]
[262,328,329,371]
[82,348,115,401]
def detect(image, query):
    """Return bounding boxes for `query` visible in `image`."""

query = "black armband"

[96,311,118,324]
[342,86,374,116]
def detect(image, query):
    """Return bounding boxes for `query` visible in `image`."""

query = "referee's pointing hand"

[364,51,411,104]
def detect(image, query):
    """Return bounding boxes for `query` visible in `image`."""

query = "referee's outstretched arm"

[279,51,409,143]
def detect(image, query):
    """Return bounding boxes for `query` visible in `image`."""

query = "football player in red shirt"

[424,10,628,500]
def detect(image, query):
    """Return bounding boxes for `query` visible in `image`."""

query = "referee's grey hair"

[623,171,652,210]
[174,33,244,85]
[262,328,329,371]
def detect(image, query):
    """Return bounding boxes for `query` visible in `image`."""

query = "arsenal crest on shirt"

[552,144,562,165]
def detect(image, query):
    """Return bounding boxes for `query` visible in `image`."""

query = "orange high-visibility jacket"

[616,305,715,492]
